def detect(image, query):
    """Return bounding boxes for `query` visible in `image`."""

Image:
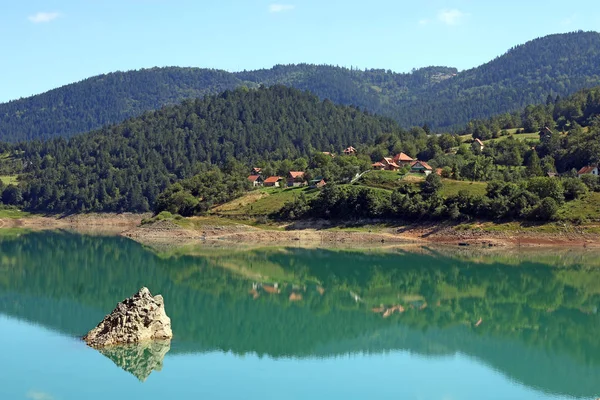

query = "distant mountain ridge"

[1,31,600,141]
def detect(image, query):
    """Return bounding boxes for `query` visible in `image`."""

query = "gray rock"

[83,287,172,348]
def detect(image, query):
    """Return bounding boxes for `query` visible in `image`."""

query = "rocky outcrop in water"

[83,287,172,347]
[97,341,171,381]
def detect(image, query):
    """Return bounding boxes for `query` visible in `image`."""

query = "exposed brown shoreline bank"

[120,217,600,249]
[2,213,599,248]
[0,213,147,234]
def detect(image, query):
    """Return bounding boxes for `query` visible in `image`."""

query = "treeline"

[464,86,600,138]
[0,86,405,213]
[278,174,596,222]
[2,31,600,141]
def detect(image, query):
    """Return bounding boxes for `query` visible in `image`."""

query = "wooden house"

[287,171,306,187]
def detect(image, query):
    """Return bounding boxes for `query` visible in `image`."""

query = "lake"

[1,231,599,399]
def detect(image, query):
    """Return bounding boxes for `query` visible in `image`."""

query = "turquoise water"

[1,232,599,399]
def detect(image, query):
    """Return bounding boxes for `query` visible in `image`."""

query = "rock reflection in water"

[96,340,171,382]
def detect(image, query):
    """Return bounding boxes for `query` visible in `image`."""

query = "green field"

[0,207,28,219]
[459,131,541,144]
[212,186,320,217]
[358,170,405,190]
[487,132,540,143]
[557,192,600,222]
[440,179,487,197]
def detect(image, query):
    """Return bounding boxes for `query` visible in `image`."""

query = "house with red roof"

[251,167,262,176]
[578,165,599,177]
[381,157,400,171]
[287,171,307,187]
[473,138,485,152]
[371,161,386,170]
[410,161,433,175]
[309,177,327,188]
[393,152,414,166]
[264,176,284,187]
[247,175,264,187]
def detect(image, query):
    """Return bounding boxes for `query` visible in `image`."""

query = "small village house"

[578,165,599,177]
[322,152,336,158]
[371,162,386,170]
[410,161,433,175]
[287,171,307,187]
[247,175,263,187]
[393,152,414,166]
[343,146,357,155]
[309,177,326,188]
[473,138,485,152]
[250,167,262,176]
[381,157,400,171]
[264,176,284,187]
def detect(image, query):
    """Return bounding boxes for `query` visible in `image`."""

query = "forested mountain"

[1,31,600,141]
[398,31,600,130]
[0,68,243,141]
[3,86,404,212]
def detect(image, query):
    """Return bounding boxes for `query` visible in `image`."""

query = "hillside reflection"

[0,232,599,397]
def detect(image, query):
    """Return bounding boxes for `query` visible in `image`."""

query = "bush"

[441,166,452,178]
[421,173,442,197]
[580,174,600,192]
[528,197,559,221]
[561,177,589,200]
[526,177,564,204]
[1,185,23,206]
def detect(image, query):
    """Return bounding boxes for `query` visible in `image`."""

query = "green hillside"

[3,86,403,213]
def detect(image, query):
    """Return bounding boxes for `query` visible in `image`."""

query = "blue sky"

[1,0,599,103]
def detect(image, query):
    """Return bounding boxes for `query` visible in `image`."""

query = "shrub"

[441,166,452,178]
[580,174,600,192]
[528,197,559,221]
[526,177,565,204]
[561,177,589,200]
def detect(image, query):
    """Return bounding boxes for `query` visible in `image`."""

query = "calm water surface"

[1,231,599,399]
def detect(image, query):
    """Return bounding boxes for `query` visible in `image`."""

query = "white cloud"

[269,4,295,13]
[28,12,61,24]
[437,9,467,26]
[26,391,54,400]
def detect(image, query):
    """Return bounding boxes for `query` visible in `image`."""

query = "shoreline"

[1,213,600,248]
[120,217,600,249]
